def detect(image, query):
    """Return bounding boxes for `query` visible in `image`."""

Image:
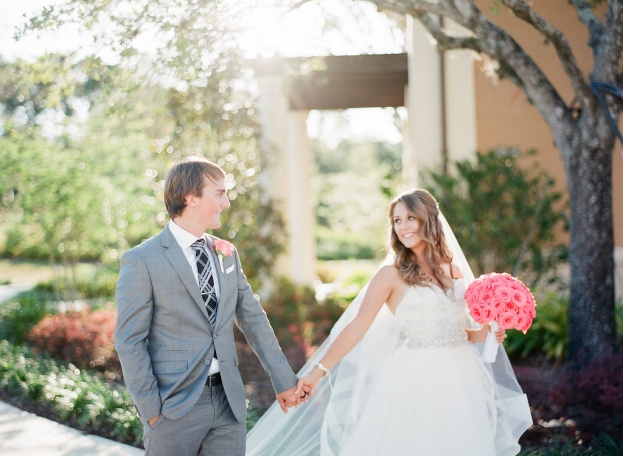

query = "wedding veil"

[246,213,532,456]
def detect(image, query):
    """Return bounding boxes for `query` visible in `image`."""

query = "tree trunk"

[565,123,617,366]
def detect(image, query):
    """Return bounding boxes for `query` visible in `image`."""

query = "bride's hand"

[295,369,324,399]
[467,325,489,343]
[295,381,313,403]
[295,376,316,398]
[494,327,507,343]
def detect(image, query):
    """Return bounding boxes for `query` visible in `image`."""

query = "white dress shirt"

[168,220,220,374]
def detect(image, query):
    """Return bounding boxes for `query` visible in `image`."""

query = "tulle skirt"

[339,342,497,456]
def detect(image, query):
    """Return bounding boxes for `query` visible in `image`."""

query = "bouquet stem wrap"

[482,321,500,363]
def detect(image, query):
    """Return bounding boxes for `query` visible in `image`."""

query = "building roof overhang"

[252,53,408,110]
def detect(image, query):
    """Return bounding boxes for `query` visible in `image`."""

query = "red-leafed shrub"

[27,306,120,372]
[551,355,623,442]
[516,354,623,449]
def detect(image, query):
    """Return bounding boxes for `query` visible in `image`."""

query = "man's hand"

[276,383,312,413]
[276,386,301,413]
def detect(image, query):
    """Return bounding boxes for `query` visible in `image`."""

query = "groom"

[115,157,301,456]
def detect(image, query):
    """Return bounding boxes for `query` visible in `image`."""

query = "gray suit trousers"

[144,384,245,456]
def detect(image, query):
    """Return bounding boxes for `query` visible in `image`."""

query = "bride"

[247,189,532,456]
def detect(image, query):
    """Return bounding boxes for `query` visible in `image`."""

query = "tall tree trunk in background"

[565,120,617,365]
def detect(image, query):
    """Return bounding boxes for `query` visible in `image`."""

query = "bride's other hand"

[494,328,507,343]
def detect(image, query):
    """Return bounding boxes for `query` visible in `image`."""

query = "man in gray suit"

[115,157,304,456]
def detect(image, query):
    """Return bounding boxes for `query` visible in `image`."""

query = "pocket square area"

[226,265,235,274]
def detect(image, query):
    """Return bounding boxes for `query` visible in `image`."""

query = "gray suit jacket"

[114,225,297,423]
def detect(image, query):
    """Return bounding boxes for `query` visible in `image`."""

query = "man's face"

[190,176,230,230]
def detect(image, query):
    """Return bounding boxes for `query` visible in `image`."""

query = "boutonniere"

[213,239,234,273]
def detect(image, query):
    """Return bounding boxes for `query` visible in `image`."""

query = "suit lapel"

[160,226,212,323]
[207,236,235,330]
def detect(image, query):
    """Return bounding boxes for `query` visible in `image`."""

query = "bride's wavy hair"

[388,189,453,287]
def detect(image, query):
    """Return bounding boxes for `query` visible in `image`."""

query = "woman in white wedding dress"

[247,189,532,456]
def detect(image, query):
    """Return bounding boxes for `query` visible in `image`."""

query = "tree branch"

[417,11,526,89]
[589,1,623,131]
[500,0,592,105]
[399,0,573,137]
[415,12,478,51]
[568,0,603,51]
[592,0,623,82]
[368,0,461,20]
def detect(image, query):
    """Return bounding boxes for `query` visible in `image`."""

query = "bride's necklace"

[418,271,432,283]
[419,269,450,292]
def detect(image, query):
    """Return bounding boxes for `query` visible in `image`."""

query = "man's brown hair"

[164,157,226,218]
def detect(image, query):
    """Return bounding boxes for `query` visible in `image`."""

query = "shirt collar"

[168,220,208,250]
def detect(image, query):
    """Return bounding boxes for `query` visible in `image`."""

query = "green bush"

[0,291,51,345]
[316,226,380,261]
[426,148,568,288]
[505,292,568,361]
[0,340,142,446]
[34,263,119,299]
[505,293,623,362]
[80,264,119,298]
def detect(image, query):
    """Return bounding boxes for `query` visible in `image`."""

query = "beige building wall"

[473,0,623,253]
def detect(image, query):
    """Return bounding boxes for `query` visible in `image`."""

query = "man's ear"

[185,193,196,207]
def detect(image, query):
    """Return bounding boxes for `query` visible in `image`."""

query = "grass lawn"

[0,259,98,286]
[0,259,57,286]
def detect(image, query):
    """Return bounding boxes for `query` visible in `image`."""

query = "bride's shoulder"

[449,263,464,279]
[374,264,403,284]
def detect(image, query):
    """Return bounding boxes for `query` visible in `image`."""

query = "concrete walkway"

[0,283,32,304]
[0,400,144,455]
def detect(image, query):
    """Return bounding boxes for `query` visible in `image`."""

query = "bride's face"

[393,202,424,252]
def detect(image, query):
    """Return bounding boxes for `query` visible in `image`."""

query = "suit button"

[205,360,210,365]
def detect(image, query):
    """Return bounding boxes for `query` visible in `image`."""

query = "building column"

[255,70,316,286]
[286,111,316,285]
[443,22,477,165]
[404,15,444,188]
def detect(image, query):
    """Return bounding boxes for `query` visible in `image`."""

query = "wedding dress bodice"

[395,278,470,350]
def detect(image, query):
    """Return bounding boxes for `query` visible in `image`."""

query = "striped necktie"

[191,238,218,326]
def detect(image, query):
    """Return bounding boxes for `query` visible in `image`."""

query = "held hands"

[277,364,329,413]
[294,363,328,402]
[276,384,313,414]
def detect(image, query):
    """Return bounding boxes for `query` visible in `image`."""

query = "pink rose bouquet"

[465,272,536,362]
